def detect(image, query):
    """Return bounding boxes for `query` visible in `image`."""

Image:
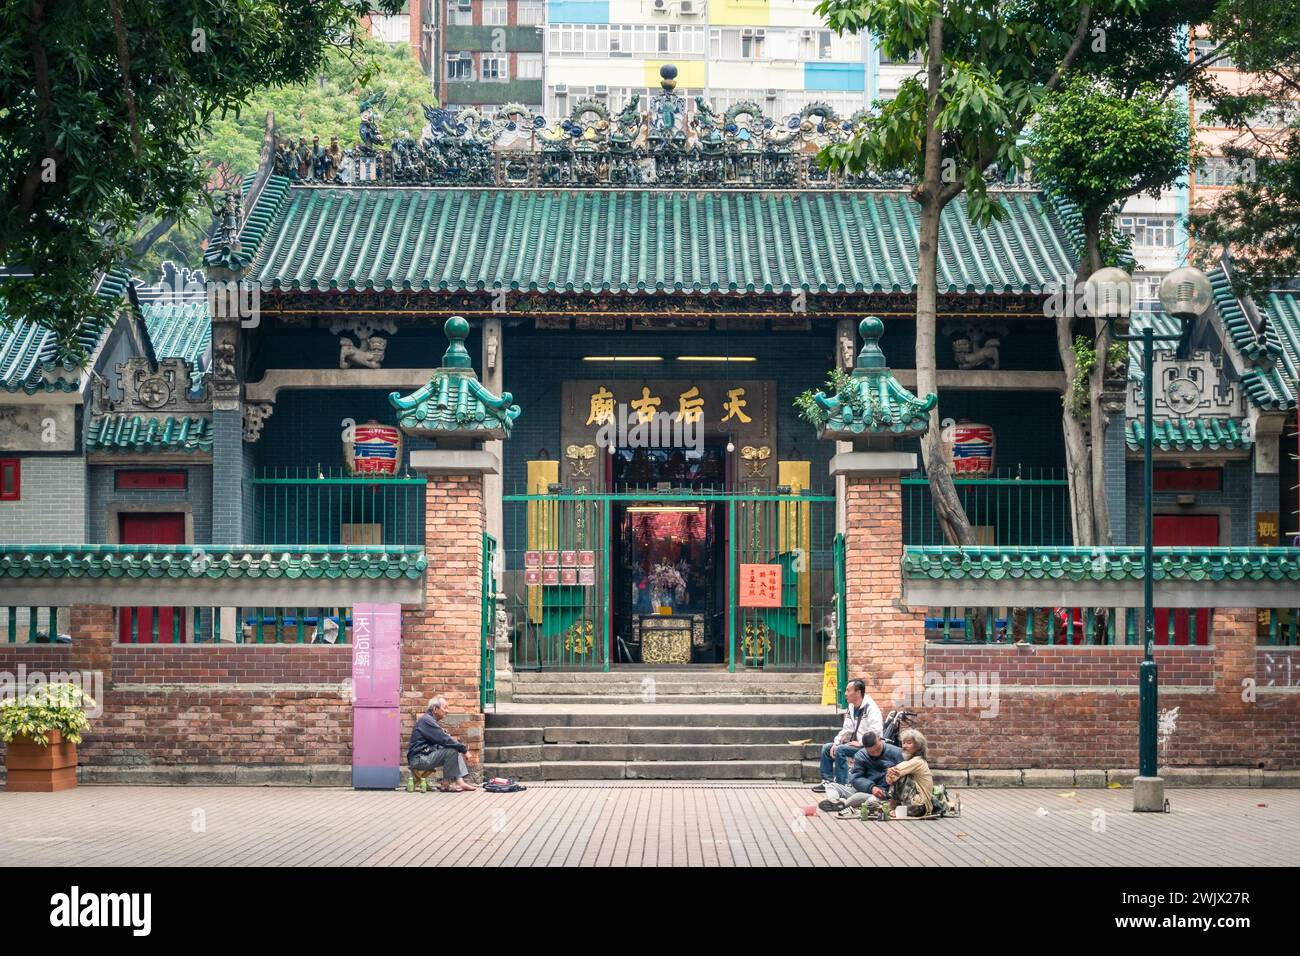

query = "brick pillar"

[402,472,486,766]
[1212,605,1256,715]
[842,472,925,706]
[68,604,116,683]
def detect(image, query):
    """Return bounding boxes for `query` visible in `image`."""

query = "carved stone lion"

[339,335,388,369]
[952,336,1001,371]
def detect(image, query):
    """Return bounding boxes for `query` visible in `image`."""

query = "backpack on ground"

[482,777,526,793]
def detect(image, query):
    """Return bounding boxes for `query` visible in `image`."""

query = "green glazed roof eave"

[86,414,214,454]
[0,270,130,393]
[244,186,1078,296]
[1209,270,1298,410]
[0,546,427,581]
[902,546,1300,582]
[1124,418,1252,452]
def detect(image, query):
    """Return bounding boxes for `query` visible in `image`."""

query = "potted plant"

[1,682,94,792]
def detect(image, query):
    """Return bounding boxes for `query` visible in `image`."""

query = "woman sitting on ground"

[884,728,934,818]
[406,696,477,793]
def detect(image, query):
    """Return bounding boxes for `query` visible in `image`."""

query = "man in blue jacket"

[819,732,902,812]
[406,696,477,792]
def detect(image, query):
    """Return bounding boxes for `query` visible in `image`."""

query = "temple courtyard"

[3,783,1298,867]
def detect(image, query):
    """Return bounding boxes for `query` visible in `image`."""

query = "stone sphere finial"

[660,63,678,91]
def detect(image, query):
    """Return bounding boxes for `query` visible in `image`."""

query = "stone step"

[487,742,822,762]
[487,725,836,746]
[482,760,816,781]
[509,693,821,705]
[486,708,839,729]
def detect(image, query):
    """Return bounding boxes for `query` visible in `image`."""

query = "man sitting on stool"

[812,678,882,793]
[406,696,477,793]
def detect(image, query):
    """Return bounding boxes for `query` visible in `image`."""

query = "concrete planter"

[4,731,78,792]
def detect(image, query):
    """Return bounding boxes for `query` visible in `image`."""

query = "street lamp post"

[1086,265,1214,813]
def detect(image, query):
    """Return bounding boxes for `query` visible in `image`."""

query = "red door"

[1153,515,1218,645]
[118,513,187,643]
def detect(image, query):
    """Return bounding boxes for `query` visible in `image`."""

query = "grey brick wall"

[0,455,86,544]
[86,463,212,543]
[211,409,244,544]
[1103,410,1127,545]
[1124,457,1253,546]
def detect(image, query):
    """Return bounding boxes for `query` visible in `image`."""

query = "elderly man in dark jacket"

[818,732,902,813]
[406,696,476,792]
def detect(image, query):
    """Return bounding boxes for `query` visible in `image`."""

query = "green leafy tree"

[1028,75,1188,546]
[133,37,434,279]
[813,0,1129,546]
[0,0,403,352]
[1189,1,1300,293]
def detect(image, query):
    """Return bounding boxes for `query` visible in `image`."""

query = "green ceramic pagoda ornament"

[389,316,520,444]
[812,316,937,441]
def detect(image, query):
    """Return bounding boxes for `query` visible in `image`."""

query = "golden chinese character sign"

[739,563,782,608]
[560,380,775,491]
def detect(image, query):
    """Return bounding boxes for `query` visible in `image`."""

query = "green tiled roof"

[141,301,211,371]
[86,414,213,454]
[1124,418,1252,452]
[902,547,1300,582]
[390,316,520,439]
[0,546,426,581]
[1210,270,1297,410]
[244,186,1077,295]
[0,271,129,393]
[1260,289,1299,408]
[811,316,935,438]
[204,173,291,271]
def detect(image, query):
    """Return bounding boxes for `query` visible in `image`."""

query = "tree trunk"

[1057,308,1095,547]
[915,14,975,548]
[1082,210,1113,547]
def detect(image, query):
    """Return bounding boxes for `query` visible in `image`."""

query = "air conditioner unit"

[755,28,766,38]
[652,0,669,11]
[594,84,609,96]
[764,88,778,99]
[741,28,754,37]
[800,29,815,40]
[554,83,569,95]
[679,0,698,13]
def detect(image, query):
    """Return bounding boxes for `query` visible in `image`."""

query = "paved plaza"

[3,784,1297,867]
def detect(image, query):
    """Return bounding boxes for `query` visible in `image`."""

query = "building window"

[1117,215,1176,249]
[517,0,544,25]
[447,0,472,26]
[482,0,507,25]
[482,54,509,81]
[446,53,474,80]
[517,52,542,79]
[0,459,18,501]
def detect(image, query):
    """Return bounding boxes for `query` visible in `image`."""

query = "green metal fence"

[114,606,352,644]
[481,533,497,711]
[1261,608,1300,645]
[500,491,838,671]
[4,606,67,643]
[903,468,1072,547]
[834,533,848,709]
[246,467,426,546]
[924,605,1212,646]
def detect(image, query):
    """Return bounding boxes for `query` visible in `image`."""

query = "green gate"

[501,492,838,672]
